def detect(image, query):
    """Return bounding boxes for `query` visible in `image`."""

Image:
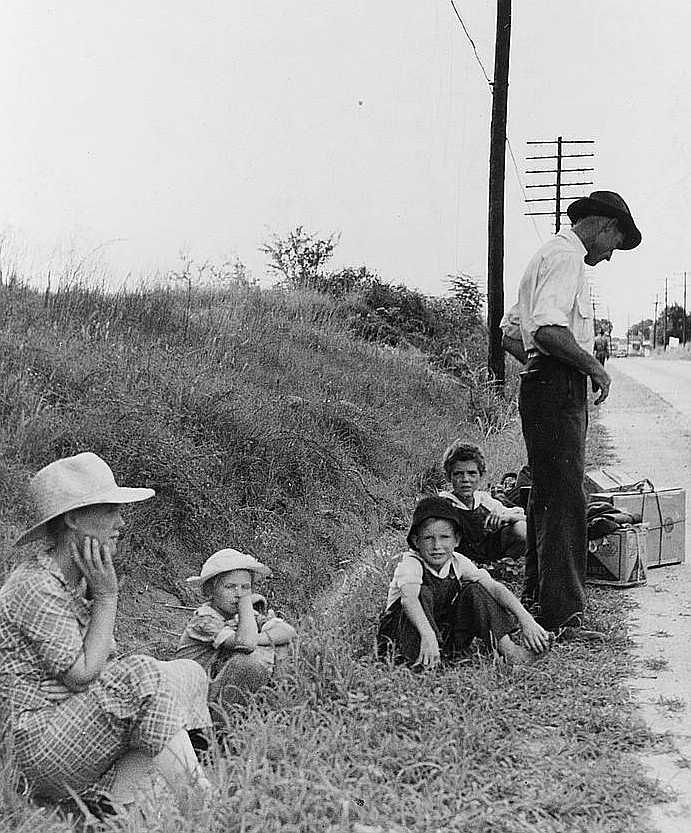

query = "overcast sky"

[2,1,690,334]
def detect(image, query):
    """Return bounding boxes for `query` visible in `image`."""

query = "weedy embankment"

[0,279,665,832]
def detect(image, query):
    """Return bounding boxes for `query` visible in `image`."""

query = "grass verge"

[0,280,667,832]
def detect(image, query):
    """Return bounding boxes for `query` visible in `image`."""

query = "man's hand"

[414,632,441,670]
[589,363,611,405]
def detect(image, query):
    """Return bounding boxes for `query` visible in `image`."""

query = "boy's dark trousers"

[377,568,515,664]
[455,508,525,563]
[518,354,588,631]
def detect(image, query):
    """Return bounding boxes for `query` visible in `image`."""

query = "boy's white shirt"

[439,489,508,512]
[438,488,513,515]
[385,551,491,610]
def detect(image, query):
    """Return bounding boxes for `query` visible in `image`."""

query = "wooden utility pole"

[653,294,659,348]
[682,270,687,345]
[664,276,668,350]
[487,0,511,387]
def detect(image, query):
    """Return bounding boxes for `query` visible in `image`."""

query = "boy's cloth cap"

[186,549,273,585]
[406,496,461,549]
[15,452,154,546]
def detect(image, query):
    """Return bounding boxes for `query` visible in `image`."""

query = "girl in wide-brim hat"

[178,548,296,715]
[1,452,212,813]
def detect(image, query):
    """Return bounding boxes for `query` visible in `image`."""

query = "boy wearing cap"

[178,549,295,708]
[376,497,551,668]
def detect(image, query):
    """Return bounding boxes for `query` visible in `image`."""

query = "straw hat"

[186,549,273,588]
[15,452,155,546]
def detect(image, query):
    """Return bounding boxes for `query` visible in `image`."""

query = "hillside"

[0,277,514,627]
[0,277,662,833]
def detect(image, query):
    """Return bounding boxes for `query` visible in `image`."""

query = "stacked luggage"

[583,469,686,588]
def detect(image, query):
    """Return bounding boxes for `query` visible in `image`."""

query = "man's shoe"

[554,613,605,643]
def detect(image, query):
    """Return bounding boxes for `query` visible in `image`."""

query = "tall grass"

[0,278,514,611]
[0,278,662,832]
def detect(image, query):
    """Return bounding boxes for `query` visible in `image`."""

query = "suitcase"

[586,523,648,587]
[583,468,645,495]
[590,488,686,567]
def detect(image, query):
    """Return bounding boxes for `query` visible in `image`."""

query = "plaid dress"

[0,550,211,800]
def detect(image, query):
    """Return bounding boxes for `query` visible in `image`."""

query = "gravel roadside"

[596,358,691,833]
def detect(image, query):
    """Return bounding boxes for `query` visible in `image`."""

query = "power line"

[507,137,544,243]
[448,1,493,88]
[448,2,541,245]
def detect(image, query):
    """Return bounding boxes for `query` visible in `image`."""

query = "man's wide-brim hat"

[15,452,155,546]
[406,496,461,550]
[186,549,273,588]
[566,190,641,250]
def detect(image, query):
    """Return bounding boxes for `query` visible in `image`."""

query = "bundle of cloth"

[586,499,641,540]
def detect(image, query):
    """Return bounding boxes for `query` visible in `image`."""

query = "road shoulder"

[597,360,691,833]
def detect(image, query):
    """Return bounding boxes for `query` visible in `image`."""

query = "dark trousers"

[456,510,525,563]
[519,354,588,630]
[377,576,515,665]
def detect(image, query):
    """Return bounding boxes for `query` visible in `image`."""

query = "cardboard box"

[584,468,643,495]
[586,524,648,588]
[591,488,686,567]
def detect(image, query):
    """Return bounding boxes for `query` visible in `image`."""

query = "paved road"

[598,357,691,833]
[608,357,691,424]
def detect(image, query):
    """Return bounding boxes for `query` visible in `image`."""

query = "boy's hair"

[442,440,486,478]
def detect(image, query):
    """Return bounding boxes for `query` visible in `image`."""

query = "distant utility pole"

[653,294,659,348]
[682,270,687,345]
[524,137,594,232]
[664,276,668,350]
[487,0,511,387]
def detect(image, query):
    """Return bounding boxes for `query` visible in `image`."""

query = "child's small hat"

[406,496,461,550]
[186,548,273,587]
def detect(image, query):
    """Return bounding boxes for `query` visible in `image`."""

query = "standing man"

[593,328,610,365]
[515,191,641,633]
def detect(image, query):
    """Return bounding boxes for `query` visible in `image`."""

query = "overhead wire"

[448,1,543,244]
[448,0,492,89]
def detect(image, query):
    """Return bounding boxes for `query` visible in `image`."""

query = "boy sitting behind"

[438,440,527,564]
[377,497,550,668]
[178,549,296,709]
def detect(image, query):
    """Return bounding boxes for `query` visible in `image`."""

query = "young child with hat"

[377,496,551,667]
[177,549,296,711]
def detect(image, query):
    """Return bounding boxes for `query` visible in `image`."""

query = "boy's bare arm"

[400,585,440,668]
[478,575,550,653]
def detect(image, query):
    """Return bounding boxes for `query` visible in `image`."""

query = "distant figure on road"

[593,328,610,365]
[513,190,641,634]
